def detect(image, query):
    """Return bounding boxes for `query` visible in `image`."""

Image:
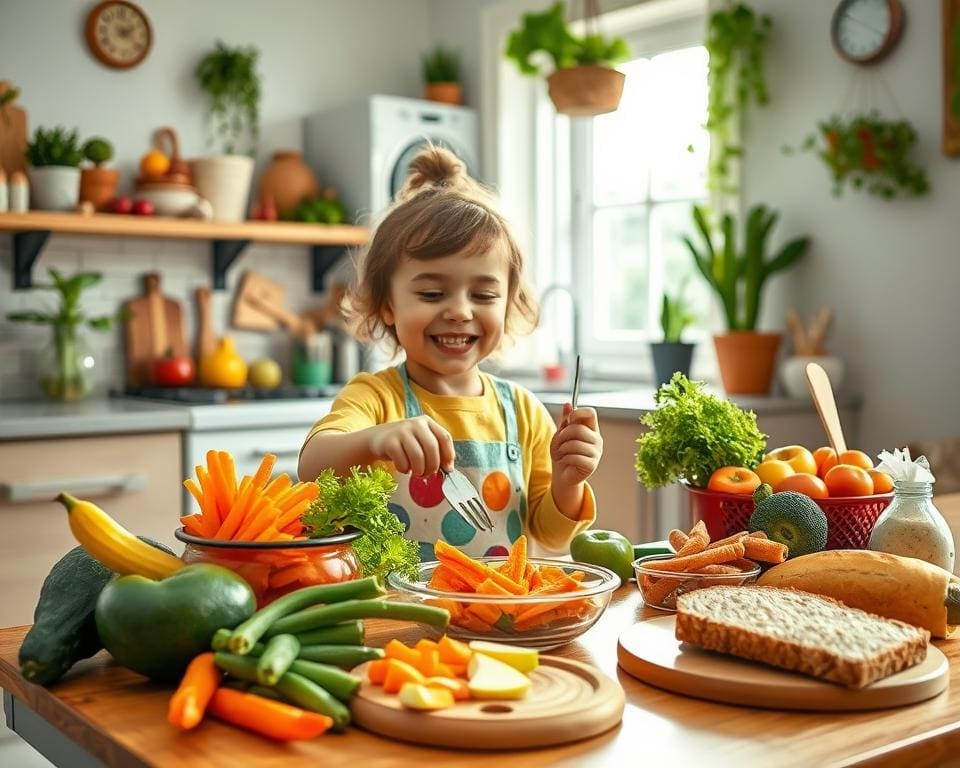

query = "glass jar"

[39,324,96,401]
[175,528,363,607]
[868,481,954,572]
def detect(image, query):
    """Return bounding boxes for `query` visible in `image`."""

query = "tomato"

[813,447,837,476]
[824,465,874,497]
[152,352,195,387]
[869,469,894,494]
[837,450,873,471]
[707,466,761,495]
[774,472,829,499]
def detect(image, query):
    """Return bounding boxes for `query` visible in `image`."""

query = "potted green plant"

[504,2,630,116]
[683,204,810,394]
[79,137,119,212]
[25,126,84,210]
[193,41,261,221]
[423,46,462,105]
[651,283,696,388]
[6,269,121,400]
[794,112,929,199]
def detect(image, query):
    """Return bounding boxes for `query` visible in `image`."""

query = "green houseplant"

[650,285,697,388]
[25,126,84,211]
[422,46,462,105]
[795,113,929,199]
[6,269,121,400]
[683,204,810,394]
[504,1,630,116]
[79,137,119,211]
[193,41,262,222]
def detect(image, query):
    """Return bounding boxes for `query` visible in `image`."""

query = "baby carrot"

[206,688,333,741]
[168,652,221,730]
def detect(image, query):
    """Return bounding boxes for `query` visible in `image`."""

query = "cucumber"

[19,538,175,685]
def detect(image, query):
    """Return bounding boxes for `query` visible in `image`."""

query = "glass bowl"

[175,527,363,607]
[634,553,761,612]
[387,557,621,650]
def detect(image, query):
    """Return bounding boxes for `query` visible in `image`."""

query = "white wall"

[742,1,960,455]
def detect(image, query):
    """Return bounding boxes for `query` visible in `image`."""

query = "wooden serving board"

[617,615,949,711]
[350,655,625,749]
[123,273,188,386]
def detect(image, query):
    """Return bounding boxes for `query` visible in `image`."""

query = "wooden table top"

[3,584,960,768]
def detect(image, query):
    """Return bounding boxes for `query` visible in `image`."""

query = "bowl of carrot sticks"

[386,537,620,650]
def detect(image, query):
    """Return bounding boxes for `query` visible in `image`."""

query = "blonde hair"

[345,144,539,349]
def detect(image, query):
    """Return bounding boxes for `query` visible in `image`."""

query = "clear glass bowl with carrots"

[634,554,761,611]
[387,537,620,650]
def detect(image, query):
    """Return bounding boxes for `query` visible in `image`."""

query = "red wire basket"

[686,484,894,550]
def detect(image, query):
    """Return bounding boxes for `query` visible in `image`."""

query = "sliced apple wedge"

[468,640,539,673]
[398,682,455,710]
[467,652,532,700]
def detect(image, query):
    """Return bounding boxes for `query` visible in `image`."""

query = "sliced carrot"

[437,635,472,665]
[215,476,254,540]
[414,648,442,677]
[435,540,526,595]
[384,639,422,667]
[263,473,292,499]
[742,537,788,564]
[367,659,389,684]
[218,451,238,500]
[668,528,689,551]
[414,638,439,653]
[180,513,205,537]
[251,453,277,491]
[268,561,319,589]
[183,478,204,511]
[168,652,221,730]
[206,450,232,523]
[207,688,333,741]
[676,520,709,556]
[427,564,472,592]
[644,542,746,573]
[503,535,527,586]
[194,466,221,536]
[382,659,426,694]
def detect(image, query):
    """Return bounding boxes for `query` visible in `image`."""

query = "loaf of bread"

[676,586,929,688]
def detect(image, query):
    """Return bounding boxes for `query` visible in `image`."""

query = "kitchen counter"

[2,586,958,768]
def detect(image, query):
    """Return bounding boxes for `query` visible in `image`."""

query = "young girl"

[298,145,602,560]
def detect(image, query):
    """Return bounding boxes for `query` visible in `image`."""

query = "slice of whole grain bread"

[675,585,929,688]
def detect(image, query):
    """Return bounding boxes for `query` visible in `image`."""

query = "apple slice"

[397,682,455,710]
[467,640,539,673]
[467,652,531,700]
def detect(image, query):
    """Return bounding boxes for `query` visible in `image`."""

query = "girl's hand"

[369,416,456,477]
[550,405,602,487]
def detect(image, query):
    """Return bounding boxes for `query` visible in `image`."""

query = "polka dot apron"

[389,364,526,561]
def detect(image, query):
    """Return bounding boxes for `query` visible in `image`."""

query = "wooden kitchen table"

[3,587,960,768]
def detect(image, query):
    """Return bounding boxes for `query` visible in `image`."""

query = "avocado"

[748,491,828,558]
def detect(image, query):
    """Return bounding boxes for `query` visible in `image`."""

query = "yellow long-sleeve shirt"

[303,367,595,552]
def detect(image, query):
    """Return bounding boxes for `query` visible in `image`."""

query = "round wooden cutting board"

[350,655,625,749]
[617,615,949,711]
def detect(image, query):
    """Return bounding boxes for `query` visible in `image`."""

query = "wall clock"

[831,0,904,65]
[85,1,153,70]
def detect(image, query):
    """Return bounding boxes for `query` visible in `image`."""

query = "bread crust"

[676,586,930,689]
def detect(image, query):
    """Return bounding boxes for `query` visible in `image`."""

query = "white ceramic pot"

[134,182,200,217]
[190,155,255,222]
[28,166,81,211]
[780,355,845,399]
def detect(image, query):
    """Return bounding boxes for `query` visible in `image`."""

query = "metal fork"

[441,468,494,532]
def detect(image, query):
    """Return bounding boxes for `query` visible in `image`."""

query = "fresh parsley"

[301,466,420,580]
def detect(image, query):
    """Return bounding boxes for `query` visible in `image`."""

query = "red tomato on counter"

[152,352,195,387]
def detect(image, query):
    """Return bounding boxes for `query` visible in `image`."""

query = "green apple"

[570,529,634,583]
[248,358,282,389]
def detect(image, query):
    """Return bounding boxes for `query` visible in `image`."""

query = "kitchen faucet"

[539,283,580,378]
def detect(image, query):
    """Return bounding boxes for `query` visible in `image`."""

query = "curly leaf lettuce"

[635,373,766,488]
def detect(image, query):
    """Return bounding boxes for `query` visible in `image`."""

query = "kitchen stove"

[121,385,342,405]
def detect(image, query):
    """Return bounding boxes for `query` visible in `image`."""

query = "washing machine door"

[389,136,477,199]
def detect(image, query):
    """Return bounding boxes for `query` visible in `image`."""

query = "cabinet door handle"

[0,474,147,503]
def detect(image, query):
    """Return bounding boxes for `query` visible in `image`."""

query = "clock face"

[831,0,903,65]
[85,1,152,69]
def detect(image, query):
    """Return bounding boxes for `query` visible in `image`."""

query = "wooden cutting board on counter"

[618,615,949,711]
[350,655,624,749]
[123,273,188,387]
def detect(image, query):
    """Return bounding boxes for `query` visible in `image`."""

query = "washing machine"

[304,95,479,223]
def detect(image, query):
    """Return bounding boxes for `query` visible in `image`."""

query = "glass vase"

[40,324,96,401]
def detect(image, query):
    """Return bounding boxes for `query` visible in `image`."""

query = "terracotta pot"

[257,151,319,218]
[79,167,120,211]
[546,65,625,116]
[424,82,462,106]
[713,331,781,395]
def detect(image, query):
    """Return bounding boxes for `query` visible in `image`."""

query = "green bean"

[295,621,364,646]
[213,653,350,731]
[287,658,361,702]
[247,685,283,701]
[267,599,450,636]
[257,634,300,686]
[297,644,384,668]
[228,577,385,654]
[211,628,234,652]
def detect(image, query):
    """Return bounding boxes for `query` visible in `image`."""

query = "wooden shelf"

[0,212,370,291]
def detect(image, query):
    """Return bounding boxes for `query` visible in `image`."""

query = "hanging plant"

[704,3,771,195]
[793,112,929,199]
[195,41,261,156]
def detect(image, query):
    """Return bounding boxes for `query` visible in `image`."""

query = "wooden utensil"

[617,616,948,711]
[195,286,215,363]
[0,81,27,177]
[123,273,187,387]
[350,655,624,749]
[231,270,314,339]
[805,361,847,454]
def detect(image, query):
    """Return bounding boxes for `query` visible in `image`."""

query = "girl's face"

[382,244,510,394]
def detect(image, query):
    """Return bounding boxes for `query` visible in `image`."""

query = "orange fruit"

[869,469,894,494]
[813,447,837,476]
[764,445,818,476]
[140,149,170,179]
[755,459,795,488]
[707,466,761,495]
[774,472,829,499]
[824,465,874,497]
[837,449,874,471]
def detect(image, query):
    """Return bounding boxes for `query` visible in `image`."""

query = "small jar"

[868,480,954,572]
[8,170,28,212]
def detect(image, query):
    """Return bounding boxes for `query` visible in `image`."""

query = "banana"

[57,493,183,580]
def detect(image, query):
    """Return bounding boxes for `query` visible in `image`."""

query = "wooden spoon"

[805,362,847,455]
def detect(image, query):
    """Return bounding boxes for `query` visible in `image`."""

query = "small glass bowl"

[634,553,761,612]
[175,528,363,607]
[387,557,621,651]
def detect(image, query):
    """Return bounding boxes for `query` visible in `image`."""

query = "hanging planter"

[504,2,629,117]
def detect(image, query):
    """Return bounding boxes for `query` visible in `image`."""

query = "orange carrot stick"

[183,478,204,510]
[742,536,788,564]
[435,540,526,595]
[216,476,254,540]
[168,652,221,730]
[676,520,709,557]
[668,529,689,551]
[206,688,333,741]
[263,474,292,499]
[180,513,204,537]
[195,466,221,535]
[251,453,277,491]
[206,450,234,523]
[644,542,746,573]
[504,535,527,586]
[218,450,238,499]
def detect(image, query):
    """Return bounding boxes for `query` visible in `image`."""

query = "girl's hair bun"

[397,143,468,200]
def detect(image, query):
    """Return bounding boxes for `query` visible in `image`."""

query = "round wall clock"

[831,0,904,65]
[85,1,153,70]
